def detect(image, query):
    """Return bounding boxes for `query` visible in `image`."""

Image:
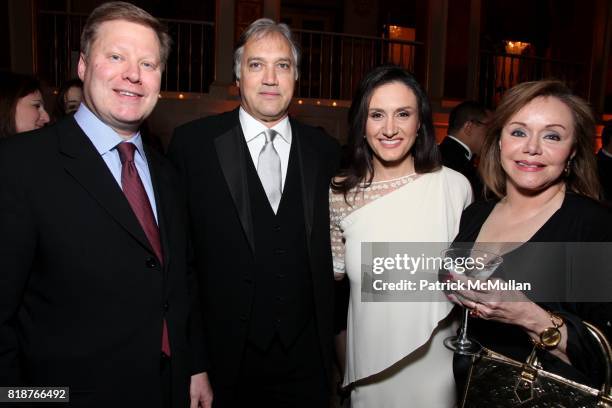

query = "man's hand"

[190,372,213,408]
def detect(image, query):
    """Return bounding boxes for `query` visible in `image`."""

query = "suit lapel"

[58,117,155,256]
[292,120,317,245]
[214,124,255,253]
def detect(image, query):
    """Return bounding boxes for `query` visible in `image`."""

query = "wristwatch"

[533,311,564,349]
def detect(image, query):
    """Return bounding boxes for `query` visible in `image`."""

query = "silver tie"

[257,129,282,213]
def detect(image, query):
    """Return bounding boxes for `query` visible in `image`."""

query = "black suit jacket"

[439,136,482,199]
[0,117,204,408]
[597,149,612,203]
[167,109,340,385]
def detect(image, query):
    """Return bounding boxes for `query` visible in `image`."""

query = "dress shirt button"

[275,318,281,325]
[273,225,281,232]
[163,303,169,311]
[146,257,158,268]
[607,321,611,328]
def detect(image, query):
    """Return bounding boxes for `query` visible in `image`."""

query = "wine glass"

[440,247,503,355]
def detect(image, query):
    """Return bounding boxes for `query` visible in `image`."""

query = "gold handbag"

[461,322,612,408]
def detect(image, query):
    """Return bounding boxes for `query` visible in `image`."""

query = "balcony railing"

[293,28,423,100]
[34,12,593,106]
[35,11,423,100]
[35,10,215,93]
[478,51,588,107]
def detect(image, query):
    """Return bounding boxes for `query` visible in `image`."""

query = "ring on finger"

[470,303,480,317]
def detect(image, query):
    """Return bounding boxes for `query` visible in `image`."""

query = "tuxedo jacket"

[0,117,204,408]
[439,136,482,199]
[167,108,340,385]
[597,150,612,203]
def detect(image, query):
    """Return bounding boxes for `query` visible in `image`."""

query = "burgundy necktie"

[117,142,171,357]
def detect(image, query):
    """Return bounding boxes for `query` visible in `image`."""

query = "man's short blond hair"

[80,1,172,67]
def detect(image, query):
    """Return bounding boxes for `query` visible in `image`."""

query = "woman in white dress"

[330,66,472,407]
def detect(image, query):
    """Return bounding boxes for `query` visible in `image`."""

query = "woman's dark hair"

[331,65,441,199]
[55,78,83,117]
[480,80,600,200]
[0,71,43,138]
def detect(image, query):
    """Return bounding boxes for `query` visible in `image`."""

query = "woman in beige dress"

[330,66,472,407]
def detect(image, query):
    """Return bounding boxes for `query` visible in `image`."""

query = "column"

[589,0,612,114]
[416,0,449,110]
[263,0,280,21]
[465,0,482,100]
[8,0,35,74]
[210,0,237,97]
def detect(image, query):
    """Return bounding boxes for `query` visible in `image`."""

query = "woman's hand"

[447,274,533,326]
[446,273,570,363]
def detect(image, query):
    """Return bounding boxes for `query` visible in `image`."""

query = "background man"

[439,100,490,199]
[0,3,209,407]
[168,18,339,408]
[597,121,612,203]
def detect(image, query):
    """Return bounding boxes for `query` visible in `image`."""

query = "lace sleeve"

[328,175,421,275]
[329,188,347,275]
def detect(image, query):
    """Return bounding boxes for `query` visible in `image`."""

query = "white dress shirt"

[74,103,158,222]
[239,107,292,190]
[447,134,473,160]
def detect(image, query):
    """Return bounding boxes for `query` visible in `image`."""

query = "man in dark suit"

[0,3,209,407]
[597,121,612,204]
[439,101,489,199]
[168,18,340,408]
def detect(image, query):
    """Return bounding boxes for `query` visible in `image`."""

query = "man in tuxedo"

[0,3,210,407]
[439,101,489,199]
[168,18,340,407]
[597,121,612,204]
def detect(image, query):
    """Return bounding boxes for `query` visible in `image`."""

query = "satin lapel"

[145,146,172,274]
[292,122,317,246]
[58,118,155,256]
[214,125,255,253]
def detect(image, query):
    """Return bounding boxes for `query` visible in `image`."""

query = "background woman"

[451,80,611,393]
[330,65,472,407]
[0,72,50,138]
[54,78,83,117]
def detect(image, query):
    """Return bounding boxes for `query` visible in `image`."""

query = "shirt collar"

[239,106,291,144]
[74,103,145,157]
[447,134,472,160]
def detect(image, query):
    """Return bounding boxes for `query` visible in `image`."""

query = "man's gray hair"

[233,18,300,81]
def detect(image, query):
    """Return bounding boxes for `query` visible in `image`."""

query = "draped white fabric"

[330,167,472,407]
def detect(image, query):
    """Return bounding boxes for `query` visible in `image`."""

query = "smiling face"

[237,33,295,127]
[14,90,50,133]
[500,96,575,194]
[365,81,420,176]
[77,19,162,137]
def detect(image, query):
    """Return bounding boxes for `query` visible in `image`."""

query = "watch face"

[541,327,562,348]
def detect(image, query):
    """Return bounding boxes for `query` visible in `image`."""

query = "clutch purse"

[461,321,612,408]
